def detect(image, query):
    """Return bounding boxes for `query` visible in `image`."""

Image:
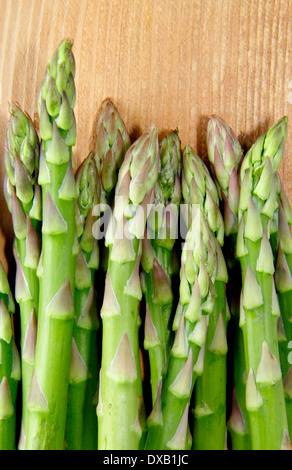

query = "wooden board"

[0,0,291,269]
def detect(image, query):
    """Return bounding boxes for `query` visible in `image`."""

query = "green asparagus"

[2,34,292,451]
[206,115,250,449]
[145,206,216,450]
[181,144,229,450]
[142,130,182,405]
[3,104,41,448]
[65,152,100,449]
[94,98,131,276]
[97,125,159,450]
[95,97,131,206]
[237,117,290,449]
[0,261,21,449]
[25,39,77,450]
[181,145,224,245]
[275,182,292,439]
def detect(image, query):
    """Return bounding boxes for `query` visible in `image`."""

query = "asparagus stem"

[226,292,251,449]
[4,104,41,447]
[97,125,159,450]
[206,115,251,449]
[236,117,290,450]
[275,187,292,439]
[142,130,182,405]
[25,39,77,450]
[94,98,131,277]
[65,153,100,450]
[0,261,21,449]
[145,207,217,450]
[181,144,229,449]
[76,100,131,448]
[192,259,228,450]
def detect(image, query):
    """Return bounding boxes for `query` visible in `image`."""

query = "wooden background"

[0,0,291,270]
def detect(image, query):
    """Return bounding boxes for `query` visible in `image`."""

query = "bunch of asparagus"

[1,39,292,450]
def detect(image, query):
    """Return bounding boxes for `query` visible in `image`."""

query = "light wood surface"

[0,0,291,269]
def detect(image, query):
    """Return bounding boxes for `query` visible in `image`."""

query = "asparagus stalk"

[95,98,131,274]
[206,115,242,247]
[95,97,131,205]
[275,183,292,439]
[236,117,290,450]
[4,104,41,225]
[192,246,228,450]
[3,104,41,447]
[65,152,100,450]
[25,39,77,450]
[142,130,182,405]
[181,145,224,245]
[97,125,159,450]
[145,206,216,450]
[181,145,229,450]
[0,261,21,449]
[206,115,250,449]
[70,98,130,449]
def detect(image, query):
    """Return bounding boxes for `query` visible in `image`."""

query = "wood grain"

[0,0,291,269]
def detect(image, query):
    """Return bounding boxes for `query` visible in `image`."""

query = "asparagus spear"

[206,115,250,449]
[192,245,228,450]
[181,145,229,450]
[95,97,131,205]
[236,117,290,449]
[206,115,242,245]
[145,206,216,450]
[25,39,77,450]
[275,182,292,439]
[65,152,100,450]
[4,103,41,224]
[3,104,41,448]
[0,261,21,449]
[97,125,159,450]
[88,100,131,447]
[142,130,182,405]
[181,145,224,245]
[95,98,131,274]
